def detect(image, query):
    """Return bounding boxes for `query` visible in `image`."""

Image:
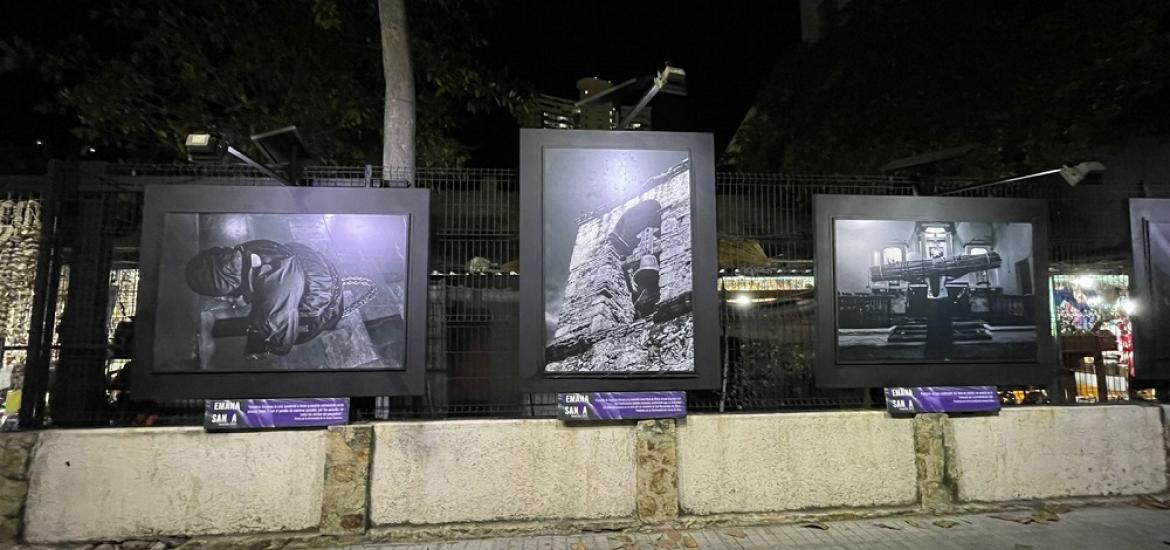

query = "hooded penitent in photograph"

[155,212,408,373]
[185,239,375,360]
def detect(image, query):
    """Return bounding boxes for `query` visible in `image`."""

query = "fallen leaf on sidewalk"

[680,534,699,548]
[1031,509,1060,523]
[873,523,902,530]
[932,520,959,528]
[724,528,747,538]
[990,513,1035,525]
[1137,495,1170,510]
[801,522,830,530]
[654,537,678,549]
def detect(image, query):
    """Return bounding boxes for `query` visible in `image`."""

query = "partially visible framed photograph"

[133,185,429,398]
[519,129,719,392]
[814,195,1056,387]
[1129,198,1170,382]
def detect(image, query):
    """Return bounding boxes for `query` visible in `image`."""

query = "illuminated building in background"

[521,77,652,131]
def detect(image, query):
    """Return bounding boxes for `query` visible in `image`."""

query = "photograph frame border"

[518,129,720,392]
[1128,198,1170,382]
[133,184,430,399]
[813,194,1056,388]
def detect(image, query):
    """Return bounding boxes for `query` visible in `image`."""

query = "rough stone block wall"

[547,161,694,373]
[0,432,37,541]
[320,425,373,535]
[635,419,680,523]
[950,406,1169,502]
[913,413,957,511]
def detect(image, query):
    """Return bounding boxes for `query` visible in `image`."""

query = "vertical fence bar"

[18,163,64,429]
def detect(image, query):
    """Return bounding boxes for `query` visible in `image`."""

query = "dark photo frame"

[1128,198,1170,382]
[519,129,719,392]
[814,195,1056,387]
[133,185,429,399]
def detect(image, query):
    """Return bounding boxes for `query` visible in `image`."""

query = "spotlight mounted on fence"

[250,126,313,184]
[1059,161,1106,188]
[574,63,687,130]
[184,127,313,187]
[184,133,230,163]
[937,161,1106,196]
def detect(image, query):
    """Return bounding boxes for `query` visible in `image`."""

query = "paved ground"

[346,505,1170,549]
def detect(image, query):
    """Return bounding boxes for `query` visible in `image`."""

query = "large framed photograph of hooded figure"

[133,185,429,399]
[814,195,1055,388]
[519,130,720,392]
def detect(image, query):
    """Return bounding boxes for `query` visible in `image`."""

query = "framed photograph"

[814,195,1056,387]
[133,185,429,398]
[519,130,719,392]
[1128,198,1170,382]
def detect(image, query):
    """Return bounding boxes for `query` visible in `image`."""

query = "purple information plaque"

[557,391,687,421]
[884,386,1000,415]
[204,398,349,431]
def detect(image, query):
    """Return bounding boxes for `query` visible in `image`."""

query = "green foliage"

[1,0,532,166]
[725,342,815,406]
[733,0,1170,178]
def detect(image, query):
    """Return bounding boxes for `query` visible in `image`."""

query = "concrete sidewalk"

[347,505,1170,550]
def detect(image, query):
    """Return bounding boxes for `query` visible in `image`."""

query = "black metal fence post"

[18,162,65,429]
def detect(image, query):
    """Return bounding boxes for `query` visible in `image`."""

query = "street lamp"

[574,64,687,130]
[185,126,313,186]
[938,161,1105,196]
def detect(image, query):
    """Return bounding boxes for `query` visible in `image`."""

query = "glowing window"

[882,246,904,264]
[969,246,989,256]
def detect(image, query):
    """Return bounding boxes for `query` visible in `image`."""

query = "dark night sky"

[463,1,801,165]
[0,1,800,168]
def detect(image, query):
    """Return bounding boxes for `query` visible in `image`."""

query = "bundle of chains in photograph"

[0,199,42,388]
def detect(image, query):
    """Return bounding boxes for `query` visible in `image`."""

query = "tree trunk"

[379,0,415,185]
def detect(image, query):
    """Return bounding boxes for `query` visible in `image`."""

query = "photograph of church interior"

[834,219,1038,363]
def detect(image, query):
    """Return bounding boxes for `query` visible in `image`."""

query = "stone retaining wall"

[677,412,918,514]
[22,428,326,543]
[6,406,1169,545]
[951,406,1168,502]
[369,419,637,525]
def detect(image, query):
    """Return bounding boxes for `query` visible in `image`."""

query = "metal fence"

[0,162,1160,428]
